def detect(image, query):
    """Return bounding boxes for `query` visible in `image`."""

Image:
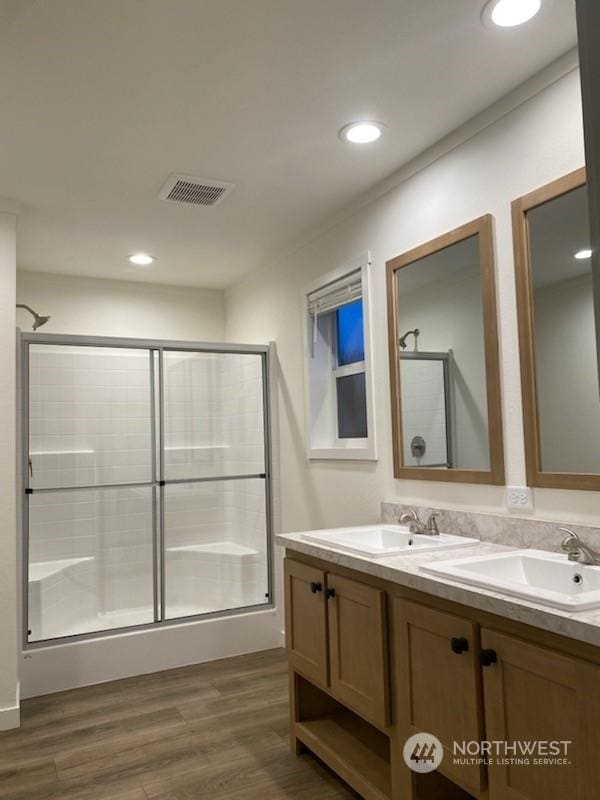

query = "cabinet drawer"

[395,599,485,794]
[327,572,389,730]
[284,559,328,688]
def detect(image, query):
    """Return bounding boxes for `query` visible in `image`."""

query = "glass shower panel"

[162,351,265,480]
[27,486,155,642]
[163,478,268,619]
[23,337,271,645]
[29,345,153,489]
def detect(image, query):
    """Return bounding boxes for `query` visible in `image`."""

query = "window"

[303,253,376,460]
[337,300,364,365]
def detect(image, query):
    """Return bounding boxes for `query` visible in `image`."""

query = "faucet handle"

[558,527,579,544]
[399,509,419,525]
[426,512,439,535]
[559,527,579,550]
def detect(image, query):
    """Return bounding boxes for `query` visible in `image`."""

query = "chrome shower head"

[17,304,51,331]
[32,313,51,330]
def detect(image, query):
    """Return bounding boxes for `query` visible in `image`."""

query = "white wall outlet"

[507,486,534,513]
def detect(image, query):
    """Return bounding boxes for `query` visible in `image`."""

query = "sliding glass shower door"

[26,345,157,641]
[161,350,269,620]
[23,336,272,645]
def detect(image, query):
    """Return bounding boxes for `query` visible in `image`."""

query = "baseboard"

[0,683,20,731]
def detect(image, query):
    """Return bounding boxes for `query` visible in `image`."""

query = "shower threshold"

[31,603,260,642]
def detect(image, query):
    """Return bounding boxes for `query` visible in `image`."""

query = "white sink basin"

[421,549,600,611]
[300,524,478,559]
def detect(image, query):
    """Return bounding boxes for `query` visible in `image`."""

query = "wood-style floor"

[0,648,357,800]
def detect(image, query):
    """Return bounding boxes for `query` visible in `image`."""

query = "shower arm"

[399,328,420,350]
[16,304,51,331]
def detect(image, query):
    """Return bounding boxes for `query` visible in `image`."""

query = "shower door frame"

[21,332,275,649]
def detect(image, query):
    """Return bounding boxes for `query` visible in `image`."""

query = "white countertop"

[276,532,600,649]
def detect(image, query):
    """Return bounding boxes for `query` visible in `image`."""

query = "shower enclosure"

[21,333,273,646]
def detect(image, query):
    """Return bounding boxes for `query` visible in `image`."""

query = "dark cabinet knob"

[326,587,336,599]
[450,636,469,655]
[479,648,497,667]
[310,582,322,594]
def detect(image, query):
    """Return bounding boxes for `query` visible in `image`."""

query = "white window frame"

[302,252,377,460]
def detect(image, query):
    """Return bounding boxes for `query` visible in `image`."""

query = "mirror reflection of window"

[395,234,490,471]
[528,182,600,474]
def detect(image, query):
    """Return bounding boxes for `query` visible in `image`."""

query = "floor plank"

[0,648,357,800]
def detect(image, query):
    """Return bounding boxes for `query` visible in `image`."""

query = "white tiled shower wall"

[162,351,268,594]
[29,348,152,489]
[27,346,269,640]
[400,358,448,467]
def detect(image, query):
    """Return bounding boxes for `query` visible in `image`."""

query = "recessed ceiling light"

[128,253,154,266]
[339,121,384,144]
[482,0,541,28]
[574,249,592,260]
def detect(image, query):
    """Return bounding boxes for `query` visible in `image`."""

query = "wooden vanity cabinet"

[284,551,600,800]
[327,572,390,730]
[284,558,328,688]
[481,629,600,800]
[284,558,390,729]
[395,599,486,796]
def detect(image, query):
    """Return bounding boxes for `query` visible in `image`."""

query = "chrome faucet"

[559,527,600,566]
[399,508,440,536]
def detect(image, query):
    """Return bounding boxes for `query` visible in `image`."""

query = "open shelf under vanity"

[296,707,391,800]
[293,676,391,800]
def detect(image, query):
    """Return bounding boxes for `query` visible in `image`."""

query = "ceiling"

[396,235,481,296]
[0,0,578,289]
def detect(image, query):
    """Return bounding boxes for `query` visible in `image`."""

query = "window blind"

[307,270,362,317]
[307,269,362,347]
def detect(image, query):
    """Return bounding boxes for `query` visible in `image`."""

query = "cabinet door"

[327,572,389,730]
[482,629,600,800]
[395,599,485,795]
[284,558,328,688]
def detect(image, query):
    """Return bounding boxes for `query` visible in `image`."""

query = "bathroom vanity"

[278,529,600,800]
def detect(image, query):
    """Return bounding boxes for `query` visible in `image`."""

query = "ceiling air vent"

[159,173,235,207]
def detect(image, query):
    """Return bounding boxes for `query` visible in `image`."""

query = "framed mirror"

[386,215,505,484]
[513,167,600,490]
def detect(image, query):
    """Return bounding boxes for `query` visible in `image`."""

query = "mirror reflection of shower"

[399,328,419,350]
[400,350,454,469]
[17,304,51,331]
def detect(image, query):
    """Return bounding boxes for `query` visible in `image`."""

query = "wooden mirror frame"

[386,215,505,485]
[512,166,599,491]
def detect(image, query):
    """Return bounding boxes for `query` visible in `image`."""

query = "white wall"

[0,208,19,730]
[225,67,600,531]
[17,271,225,341]
[535,273,600,473]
